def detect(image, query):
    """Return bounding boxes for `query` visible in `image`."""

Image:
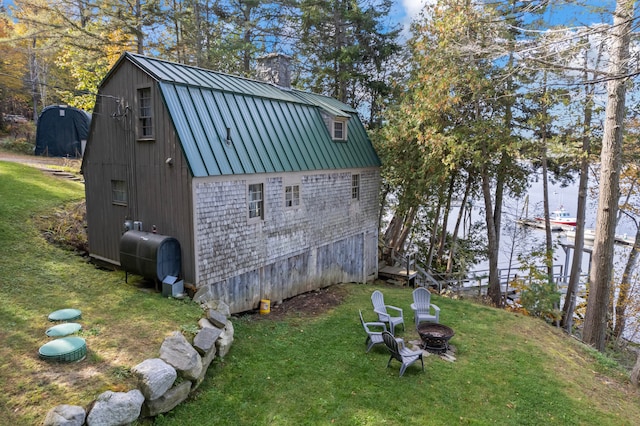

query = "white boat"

[536,207,577,227]
[565,227,595,245]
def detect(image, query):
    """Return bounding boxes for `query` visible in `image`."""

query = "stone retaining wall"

[42,300,234,426]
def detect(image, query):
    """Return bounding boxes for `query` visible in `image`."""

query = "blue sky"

[392,0,617,35]
[2,0,618,32]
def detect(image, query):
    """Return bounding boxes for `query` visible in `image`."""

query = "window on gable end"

[320,110,348,141]
[333,119,348,141]
[137,87,154,140]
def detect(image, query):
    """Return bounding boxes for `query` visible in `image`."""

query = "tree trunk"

[426,197,442,270]
[539,75,554,282]
[482,166,501,306]
[631,350,640,386]
[383,206,417,262]
[29,37,39,122]
[582,0,633,351]
[378,185,390,239]
[446,174,472,274]
[136,0,144,54]
[383,214,402,261]
[396,208,417,257]
[561,81,596,331]
[541,141,554,280]
[437,173,456,261]
[242,4,253,75]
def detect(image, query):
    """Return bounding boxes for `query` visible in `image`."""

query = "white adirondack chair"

[359,310,387,353]
[382,331,424,376]
[371,290,405,335]
[411,287,440,327]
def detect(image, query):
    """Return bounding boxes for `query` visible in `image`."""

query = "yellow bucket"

[259,299,271,315]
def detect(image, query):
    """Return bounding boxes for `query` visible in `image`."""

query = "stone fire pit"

[417,323,455,354]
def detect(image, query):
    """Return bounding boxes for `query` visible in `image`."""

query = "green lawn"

[2,158,640,425]
[155,284,640,425]
[0,160,203,424]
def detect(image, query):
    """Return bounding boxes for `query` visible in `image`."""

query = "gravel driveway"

[0,151,79,168]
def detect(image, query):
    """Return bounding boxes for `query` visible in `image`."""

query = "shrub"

[1,137,35,155]
[510,264,562,323]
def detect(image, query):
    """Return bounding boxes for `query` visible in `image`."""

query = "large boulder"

[159,331,203,381]
[86,389,144,426]
[43,404,86,426]
[192,327,220,390]
[131,358,177,400]
[198,317,215,329]
[192,285,214,305]
[202,299,231,317]
[193,327,222,356]
[215,321,234,358]
[206,308,227,328]
[141,381,191,417]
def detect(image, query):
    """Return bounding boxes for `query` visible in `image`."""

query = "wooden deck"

[379,264,418,285]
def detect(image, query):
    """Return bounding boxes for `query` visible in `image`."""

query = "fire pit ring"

[417,323,455,354]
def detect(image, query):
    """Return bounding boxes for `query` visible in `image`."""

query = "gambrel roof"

[105,52,381,178]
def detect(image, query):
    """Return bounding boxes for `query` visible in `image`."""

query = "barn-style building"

[82,52,381,313]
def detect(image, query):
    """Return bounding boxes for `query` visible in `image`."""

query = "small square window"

[249,183,264,220]
[285,185,300,208]
[111,180,127,205]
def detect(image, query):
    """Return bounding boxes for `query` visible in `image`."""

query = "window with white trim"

[285,184,300,208]
[320,111,349,142]
[333,119,348,141]
[352,174,360,201]
[249,183,264,220]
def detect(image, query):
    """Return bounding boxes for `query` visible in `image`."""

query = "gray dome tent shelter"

[35,105,91,158]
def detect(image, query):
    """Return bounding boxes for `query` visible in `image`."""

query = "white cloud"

[397,0,435,38]
[402,0,430,22]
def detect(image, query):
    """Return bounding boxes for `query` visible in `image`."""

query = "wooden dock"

[518,218,636,247]
[516,218,566,232]
[565,228,636,247]
[615,233,636,246]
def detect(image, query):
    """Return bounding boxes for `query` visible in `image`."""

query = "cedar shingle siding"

[83,52,381,313]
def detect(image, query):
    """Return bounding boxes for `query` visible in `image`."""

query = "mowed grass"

[3,159,640,425]
[0,160,203,424]
[155,284,640,425]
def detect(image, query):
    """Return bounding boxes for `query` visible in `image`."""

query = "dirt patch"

[33,200,89,254]
[251,285,350,320]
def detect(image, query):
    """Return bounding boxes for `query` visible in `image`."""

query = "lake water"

[457,174,636,274]
[451,173,639,341]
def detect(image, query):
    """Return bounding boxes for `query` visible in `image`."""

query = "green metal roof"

[122,53,380,177]
[291,90,354,118]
